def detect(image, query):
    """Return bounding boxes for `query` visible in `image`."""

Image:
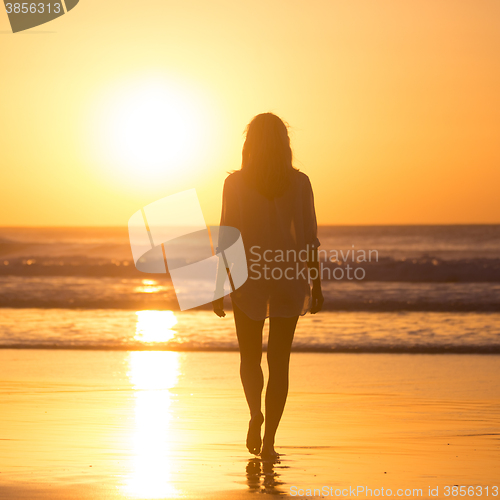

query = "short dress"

[219,169,320,320]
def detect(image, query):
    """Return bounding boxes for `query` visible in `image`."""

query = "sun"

[92,77,211,185]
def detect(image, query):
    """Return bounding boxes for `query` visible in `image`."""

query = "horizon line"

[0,222,499,229]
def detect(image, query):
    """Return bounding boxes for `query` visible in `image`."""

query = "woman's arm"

[213,253,228,317]
[303,174,323,314]
[213,176,239,318]
[307,247,324,314]
[212,295,226,317]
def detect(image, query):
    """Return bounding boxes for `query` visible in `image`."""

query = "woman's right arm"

[213,176,239,317]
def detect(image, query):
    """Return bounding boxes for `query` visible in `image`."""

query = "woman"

[213,113,324,459]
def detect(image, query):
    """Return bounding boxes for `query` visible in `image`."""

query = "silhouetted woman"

[213,113,323,459]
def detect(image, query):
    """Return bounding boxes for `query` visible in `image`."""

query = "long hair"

[240,113,297,199]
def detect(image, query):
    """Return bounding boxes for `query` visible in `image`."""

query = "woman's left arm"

[307,247,324,314]
[304,176,324,314]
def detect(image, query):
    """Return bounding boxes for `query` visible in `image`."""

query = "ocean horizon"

[0,225,498,353]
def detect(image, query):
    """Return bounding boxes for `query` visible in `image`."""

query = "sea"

[0,225,499,353]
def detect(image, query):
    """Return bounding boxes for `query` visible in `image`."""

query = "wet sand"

[0,350,499,499]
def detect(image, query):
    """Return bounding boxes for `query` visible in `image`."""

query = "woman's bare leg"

[233,303,266,454]
[262,315,298,458]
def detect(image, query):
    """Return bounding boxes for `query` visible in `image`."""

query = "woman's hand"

[212,297,226,317]
[310,285,324,314]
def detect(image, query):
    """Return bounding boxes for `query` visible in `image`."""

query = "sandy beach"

[2,0,500,497]
[1,349,498,499]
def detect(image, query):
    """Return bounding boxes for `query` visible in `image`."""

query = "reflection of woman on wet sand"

[213,113,323,459]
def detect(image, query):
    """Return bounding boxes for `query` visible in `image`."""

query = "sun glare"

[134,310,178,343]
[92,77,212,185]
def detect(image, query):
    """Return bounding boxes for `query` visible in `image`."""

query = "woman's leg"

[233,302,266,454]
[262,315,299,457]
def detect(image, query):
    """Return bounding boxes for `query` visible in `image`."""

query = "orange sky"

[1,0,499,226]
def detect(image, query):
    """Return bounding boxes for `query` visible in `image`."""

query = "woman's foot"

[260,442,280,460]
[246,413,264,455]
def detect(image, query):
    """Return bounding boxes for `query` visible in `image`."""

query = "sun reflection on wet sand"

[134,310,178,343]
[122,351,181,499]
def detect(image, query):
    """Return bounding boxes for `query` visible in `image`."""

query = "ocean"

[0,225,499,353]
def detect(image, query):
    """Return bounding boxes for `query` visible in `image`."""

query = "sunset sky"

[1,0,499,226]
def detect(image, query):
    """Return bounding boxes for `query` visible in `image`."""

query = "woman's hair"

[240,112,297,199]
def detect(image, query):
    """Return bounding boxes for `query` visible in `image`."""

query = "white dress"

[219,169,320,320]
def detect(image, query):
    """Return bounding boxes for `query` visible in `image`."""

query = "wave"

[1,255,500,283]
[0,309,498,354]
[0,277,499,311]
[1,344,498,353]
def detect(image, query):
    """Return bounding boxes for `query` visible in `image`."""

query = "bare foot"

[246,413,264,455]
[260,442,280,460]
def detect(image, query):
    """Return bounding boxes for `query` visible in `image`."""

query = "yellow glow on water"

[123,351,181,498]
[134,279,167,294]
[134,287,165,293]
[134,310,178,343]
